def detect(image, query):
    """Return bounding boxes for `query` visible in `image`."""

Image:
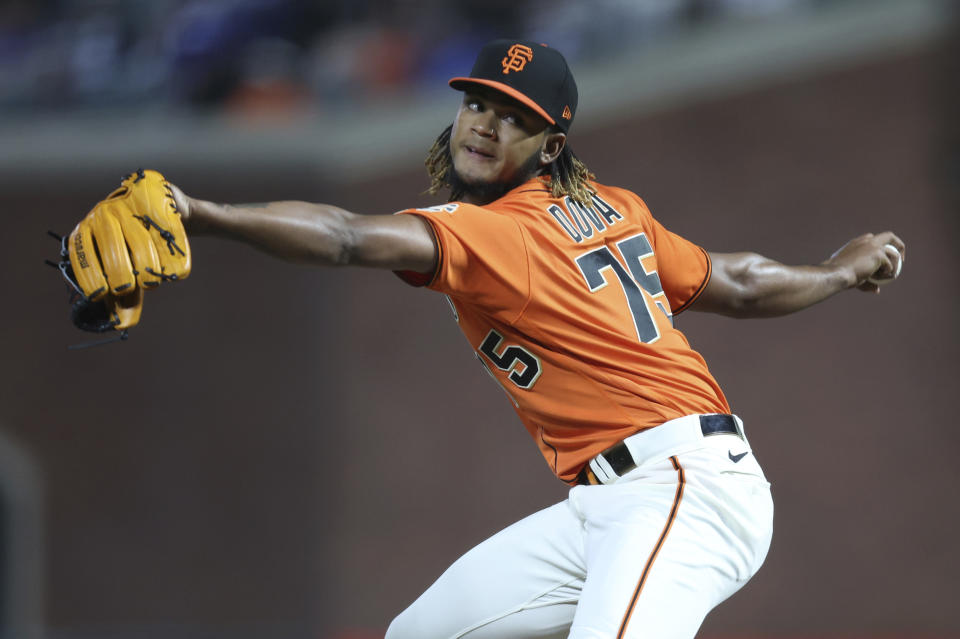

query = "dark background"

[1,12,958,639]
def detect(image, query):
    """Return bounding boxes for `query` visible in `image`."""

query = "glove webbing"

[46,231,128,349]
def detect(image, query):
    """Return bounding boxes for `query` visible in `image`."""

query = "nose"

[470,111,497,139]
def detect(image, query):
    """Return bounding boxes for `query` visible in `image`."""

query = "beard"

[446,146,544,204]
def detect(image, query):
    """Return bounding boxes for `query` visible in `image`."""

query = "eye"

[466,98,482,112]
[502,112,523,127]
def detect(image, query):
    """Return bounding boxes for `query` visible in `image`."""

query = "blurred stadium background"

[1,0,958,637]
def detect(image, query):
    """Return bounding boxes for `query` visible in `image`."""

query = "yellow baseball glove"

[48,169,190,333]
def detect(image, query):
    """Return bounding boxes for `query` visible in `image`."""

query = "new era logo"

[502,44,534,74]
[561,105,572,120]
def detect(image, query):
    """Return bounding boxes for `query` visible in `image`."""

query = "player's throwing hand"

[824,231,905,293]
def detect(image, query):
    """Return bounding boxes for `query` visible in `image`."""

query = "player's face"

[450,88,555,201]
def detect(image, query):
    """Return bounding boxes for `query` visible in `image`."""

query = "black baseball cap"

[449,39,578,133]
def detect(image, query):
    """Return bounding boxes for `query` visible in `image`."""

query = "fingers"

[90,202,138,296]
[858,232,904,291]
[166,183,191,221]
[882,243,903,277]
[870,234,904,279]
[126,170,192,280]
[874,231,905,262]
[106,199,163,290]
[874,249,894,277]
[830,231,905,293]
[109,285,144,329]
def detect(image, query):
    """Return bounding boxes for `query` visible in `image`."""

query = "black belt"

[575,414,740,486]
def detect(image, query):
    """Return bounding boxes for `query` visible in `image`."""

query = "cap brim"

[449,77,556,126]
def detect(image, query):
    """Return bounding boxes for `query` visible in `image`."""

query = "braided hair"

[425,124,596,206]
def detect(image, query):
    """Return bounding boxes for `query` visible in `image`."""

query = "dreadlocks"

[545,136,596,206]
[425,124,596,206]
[424,125,457,199]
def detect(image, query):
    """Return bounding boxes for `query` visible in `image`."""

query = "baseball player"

[59,40,905,638]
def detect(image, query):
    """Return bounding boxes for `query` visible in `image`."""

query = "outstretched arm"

[691,232,905,318]
[169,184,437,273]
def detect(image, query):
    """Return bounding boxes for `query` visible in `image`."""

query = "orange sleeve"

[394,203,531,324]
[641,203,712,315]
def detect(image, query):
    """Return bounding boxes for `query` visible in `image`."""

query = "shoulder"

[396,200,526,246]
[397,202,468,216]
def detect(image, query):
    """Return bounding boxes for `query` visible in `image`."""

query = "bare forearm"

[695,232,904,318]
[710,253,852,318]
[170,184,437,272]
[185,197,357,266]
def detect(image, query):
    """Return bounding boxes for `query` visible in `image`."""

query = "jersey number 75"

[575,232,670,344]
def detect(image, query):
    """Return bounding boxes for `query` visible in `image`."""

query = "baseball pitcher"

[54,40,904,638]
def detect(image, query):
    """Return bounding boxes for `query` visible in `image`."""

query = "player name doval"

[546,193,624,243]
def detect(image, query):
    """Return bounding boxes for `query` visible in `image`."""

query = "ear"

[539,131,566,166]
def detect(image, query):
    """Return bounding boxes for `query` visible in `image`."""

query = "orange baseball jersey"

[396,178,730,484]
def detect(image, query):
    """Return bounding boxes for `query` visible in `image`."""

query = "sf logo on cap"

[502,44,534,74]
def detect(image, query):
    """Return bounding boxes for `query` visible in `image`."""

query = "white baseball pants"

[386,415,774,639]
